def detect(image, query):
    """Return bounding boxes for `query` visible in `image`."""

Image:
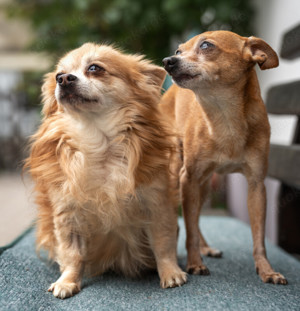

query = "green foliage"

[6,0,254,64]
[5,0,254,108]
[16,72,44,109]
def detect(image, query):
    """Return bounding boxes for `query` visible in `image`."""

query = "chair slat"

[266,80,300,115]
[280,24,300,59]
[268,144,300,189]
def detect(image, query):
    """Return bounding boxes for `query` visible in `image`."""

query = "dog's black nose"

[162,57,178,71]
[56,73,77,86]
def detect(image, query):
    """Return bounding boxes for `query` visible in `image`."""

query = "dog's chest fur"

[47,111,159,230]
[209,118,248,173]
[53,109,167,213]
[179,97,248,174]
[57,112,132,198]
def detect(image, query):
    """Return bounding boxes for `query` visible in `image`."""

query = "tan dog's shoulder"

[160,84,178,121]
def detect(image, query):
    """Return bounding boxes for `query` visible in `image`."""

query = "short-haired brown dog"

[160,30,287,284]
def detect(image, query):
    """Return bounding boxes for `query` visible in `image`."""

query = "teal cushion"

[1,216,299,310]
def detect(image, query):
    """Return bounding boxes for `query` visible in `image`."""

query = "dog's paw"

[257,268,287,285]
[48,281,80,299]
[187,264,210,275]
[160,270,187,288]
[200,246,222,258]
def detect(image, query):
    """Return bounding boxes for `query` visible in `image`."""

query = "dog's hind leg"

[199,236,223,258]
[193,182,223,258]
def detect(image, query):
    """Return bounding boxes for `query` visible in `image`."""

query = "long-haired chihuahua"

[25,43,186,299]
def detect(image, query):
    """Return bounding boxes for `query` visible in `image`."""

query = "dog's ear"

[41,72,59,117]
[141,64,167,88]
[244,36,279,70]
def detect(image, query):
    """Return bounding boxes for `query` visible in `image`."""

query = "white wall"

[228,0,300,244]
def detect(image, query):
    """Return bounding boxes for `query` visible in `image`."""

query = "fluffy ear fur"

[141,64,167,88]
[244,36,279,70]
[41,72,59,117]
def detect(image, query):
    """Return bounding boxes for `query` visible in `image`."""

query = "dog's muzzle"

[56,73,80,102]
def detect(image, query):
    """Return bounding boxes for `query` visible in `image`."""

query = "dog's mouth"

[59,91,98,105]
[171,73,201,83]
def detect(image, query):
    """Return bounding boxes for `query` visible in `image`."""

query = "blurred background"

[0,0,299,258]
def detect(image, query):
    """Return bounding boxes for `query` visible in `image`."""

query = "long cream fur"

[25,43,186,298]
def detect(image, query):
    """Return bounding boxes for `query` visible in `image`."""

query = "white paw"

[160,270,187,288]
[200,246,223,258]
[48,281,80,299]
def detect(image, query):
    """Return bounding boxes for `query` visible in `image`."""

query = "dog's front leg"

[148,201,187,288]
[180,165,213,275]
[246,177,287,284]
[48,210,85,298]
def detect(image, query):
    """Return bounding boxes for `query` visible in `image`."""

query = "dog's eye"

[175,50,181,55]
[200,41,215,50]
[88,64,105,72]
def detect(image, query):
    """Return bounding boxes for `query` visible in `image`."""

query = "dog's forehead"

[182,31,246,51]
[57,44,124,71]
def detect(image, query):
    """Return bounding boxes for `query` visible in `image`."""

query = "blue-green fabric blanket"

[1,216,299,311]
